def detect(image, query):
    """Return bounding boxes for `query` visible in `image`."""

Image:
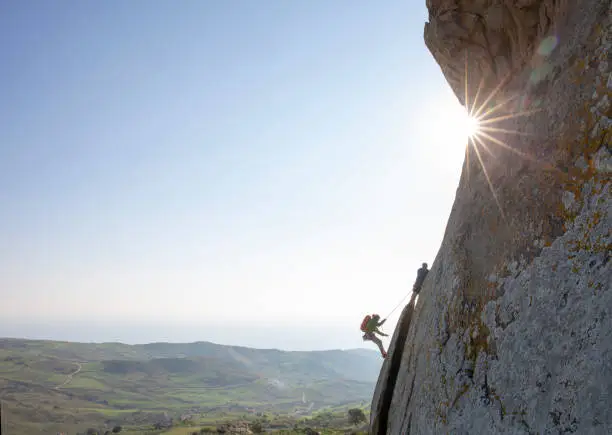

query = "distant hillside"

[0,338,381,382]
[0,338,380,434]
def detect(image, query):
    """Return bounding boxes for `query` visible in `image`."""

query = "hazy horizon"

[2,1,469,351]
[0,318,383,352]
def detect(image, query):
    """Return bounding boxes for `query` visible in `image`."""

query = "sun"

[433,101,482,146]
[464,113,481,138]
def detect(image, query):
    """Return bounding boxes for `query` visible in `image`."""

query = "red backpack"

[360,314,375,332]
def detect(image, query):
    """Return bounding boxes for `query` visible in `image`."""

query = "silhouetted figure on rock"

[360,314,388,358]
[413,262,429,294]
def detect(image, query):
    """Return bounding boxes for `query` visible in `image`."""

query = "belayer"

[413,262,429,294]
[360,314,389,358]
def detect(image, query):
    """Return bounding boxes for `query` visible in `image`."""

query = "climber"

[360,314,389,358]
[412,262,429,294]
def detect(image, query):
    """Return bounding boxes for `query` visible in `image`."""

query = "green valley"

[0,338,379,434]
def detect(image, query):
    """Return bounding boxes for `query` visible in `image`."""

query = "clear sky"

[0,1,471,350]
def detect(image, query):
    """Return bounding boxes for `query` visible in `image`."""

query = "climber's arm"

[374,328,388,337]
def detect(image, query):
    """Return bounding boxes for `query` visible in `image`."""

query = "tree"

[112,427,122,434]
[348,408,367,426]
[251,421,263,434]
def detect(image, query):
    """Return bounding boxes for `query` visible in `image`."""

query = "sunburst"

[464,113,481,139]
[458,53,554,221]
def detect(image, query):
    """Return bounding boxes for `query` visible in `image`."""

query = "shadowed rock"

[370,293,417,434]
[424,0,571,106]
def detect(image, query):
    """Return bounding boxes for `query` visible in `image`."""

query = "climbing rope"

[372,263,429,323]
[383,291,411,320]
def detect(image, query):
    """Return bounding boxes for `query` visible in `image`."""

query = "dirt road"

[55,362,82,389]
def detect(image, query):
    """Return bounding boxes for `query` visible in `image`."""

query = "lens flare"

[459,50,556,222]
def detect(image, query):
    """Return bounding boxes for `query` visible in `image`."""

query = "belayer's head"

[422,262,428,268]
[372,314,380,320]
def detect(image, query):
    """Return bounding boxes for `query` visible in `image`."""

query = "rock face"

[424,0,572,106]
[371,0,611,434]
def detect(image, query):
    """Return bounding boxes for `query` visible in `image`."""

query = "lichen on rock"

[371,0,611,433]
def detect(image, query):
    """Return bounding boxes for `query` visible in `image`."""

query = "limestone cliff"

[371,0,611,433]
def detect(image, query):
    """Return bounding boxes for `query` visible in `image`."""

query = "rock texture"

[424,0,571,106]
[371,0,611,433]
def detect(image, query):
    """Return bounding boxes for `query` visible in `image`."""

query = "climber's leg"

[370,334,387,358]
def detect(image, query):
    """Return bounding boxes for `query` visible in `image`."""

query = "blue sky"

[0,1,471,350]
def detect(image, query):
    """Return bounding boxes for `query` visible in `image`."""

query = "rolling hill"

[0,338,381,434]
